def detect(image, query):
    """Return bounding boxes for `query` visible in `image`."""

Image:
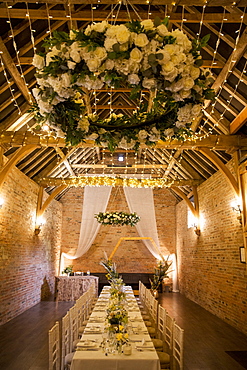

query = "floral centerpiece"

[62,265,73,275]
[95,211,140,226]
[150,257,173,295]
[100,256,119,282]
[31,17,214,151]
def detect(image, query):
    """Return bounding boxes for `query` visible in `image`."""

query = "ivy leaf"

[161,17,169,27]
[108,51,117,59]
[195,59,203,67]
[200,34,211,47]
[148,53,157,65]
[156,53,164,60]
[113,43,120,52]
[154,16,161,27]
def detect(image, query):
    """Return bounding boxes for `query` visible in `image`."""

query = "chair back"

[164,313,175,351]
[48,321,60,370]
[69,305,79,349]
[139,281,146,306]
[172,323,184,370]
[157,305,167,339]
[61,312,71,369]
[149,294,158,324]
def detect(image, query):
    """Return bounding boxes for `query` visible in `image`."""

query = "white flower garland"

[31,18,214,150]
[95,211,140,226]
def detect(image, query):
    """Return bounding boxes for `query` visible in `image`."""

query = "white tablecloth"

[71,286,160,370]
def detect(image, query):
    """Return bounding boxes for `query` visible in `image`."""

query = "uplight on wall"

[188,208,200,236]
[0,197,4,209]
[35,216,46,235]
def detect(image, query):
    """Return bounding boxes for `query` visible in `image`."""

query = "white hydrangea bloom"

[128,74,140,85]
[116,25,131,44]
[33,54,45,69]
[141,19,154,30]
[130,48,143,63]
[142,78,157,89]
[104,37,118,52]
[134,33,149,48]
[157,24,169,37]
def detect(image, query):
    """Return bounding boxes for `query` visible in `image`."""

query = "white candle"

[124,344,132,355]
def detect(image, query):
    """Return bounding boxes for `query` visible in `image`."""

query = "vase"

[117,343,122,354]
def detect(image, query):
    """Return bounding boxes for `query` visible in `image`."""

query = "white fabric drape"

[61,186,112,271]
[124,187,161,259]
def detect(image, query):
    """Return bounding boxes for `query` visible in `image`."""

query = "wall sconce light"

[231,200,242,225]
[35,216,45,235]
[0,197,4,209]
[194,224,201,236]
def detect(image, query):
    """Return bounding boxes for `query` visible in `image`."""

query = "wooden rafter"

[55,147,75,176]
[1,8,247,23]
[172,186,196,216]
[0,37,32,104]
[38,177,202,187]
[1,132,247,150]
[197,148,239,196]
[230,106,247,134]
[37,185,67,217]
[1,0,247,4]
[0,144,37,190]
[191,28,247,131]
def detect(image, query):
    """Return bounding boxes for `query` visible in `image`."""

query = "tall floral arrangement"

[31,17,214,151]
[150,257,173,291]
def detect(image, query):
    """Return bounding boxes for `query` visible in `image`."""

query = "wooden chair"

[48,321,60,370]
[172,323,184,370]
[156,313,175,369]
[69,305,79,352]
[61,313,74,370]
[152,305,167,351]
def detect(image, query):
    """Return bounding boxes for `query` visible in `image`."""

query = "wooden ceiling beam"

[1,0,246,6]
[230,106,247,134]
[38,176,203,187]
[1,8,247,23]
[55,147,75,176]
[191,28,247,132]
[0,37,32,104]
[1,132,247,150]
[198,147,239,196]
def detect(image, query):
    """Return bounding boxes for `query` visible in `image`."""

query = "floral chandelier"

[95,211,140,226]
[31,16,215,151]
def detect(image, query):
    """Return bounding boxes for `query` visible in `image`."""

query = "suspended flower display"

[31,17,215,151]
[95,211,140,226]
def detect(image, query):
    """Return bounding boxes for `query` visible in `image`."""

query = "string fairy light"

[45,3,53,38]
[39,175,178,189]
[6,2,33,104]
[199,6,246,137]
[0,53,22,116]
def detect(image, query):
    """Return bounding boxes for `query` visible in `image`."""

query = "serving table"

[55,275,99,302]
[71,285,160,370]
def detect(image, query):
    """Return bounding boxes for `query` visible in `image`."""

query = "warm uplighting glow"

[0,197,4,209]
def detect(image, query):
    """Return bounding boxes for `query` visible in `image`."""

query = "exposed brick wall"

[0,165,62,325]
[176,161,247,335]
[61,187,177,274]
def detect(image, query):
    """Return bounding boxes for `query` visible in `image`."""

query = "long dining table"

[71,285,161,370]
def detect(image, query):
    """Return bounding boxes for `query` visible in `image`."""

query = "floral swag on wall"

[31,17,215,151]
